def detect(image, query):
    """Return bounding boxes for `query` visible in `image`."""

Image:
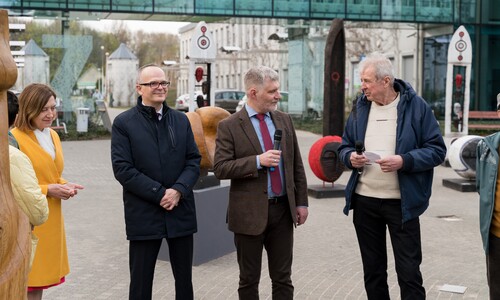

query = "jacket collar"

[136,96,169,119]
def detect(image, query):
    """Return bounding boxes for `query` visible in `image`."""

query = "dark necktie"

[256,113,282,195]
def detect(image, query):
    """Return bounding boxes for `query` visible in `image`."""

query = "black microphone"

[270,129,282,172]
[273,129,282,150]
[355,140,365,175]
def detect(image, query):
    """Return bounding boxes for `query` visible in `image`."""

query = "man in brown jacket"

[214,66,308,299]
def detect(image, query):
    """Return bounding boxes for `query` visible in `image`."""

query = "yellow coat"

[9,145,49,269]
[11,128,69,287]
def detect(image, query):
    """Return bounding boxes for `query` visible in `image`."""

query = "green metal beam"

[1,0,480,25]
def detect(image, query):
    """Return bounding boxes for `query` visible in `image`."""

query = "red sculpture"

[308,135,345,182]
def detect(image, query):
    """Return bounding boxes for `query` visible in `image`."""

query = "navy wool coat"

[111,97,201,240]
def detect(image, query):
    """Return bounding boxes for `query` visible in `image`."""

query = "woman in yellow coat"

[11,83,84,300]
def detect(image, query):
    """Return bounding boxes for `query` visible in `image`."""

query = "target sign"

[455,40,467,52]
[454,30,468,62]
[197,36,210,50]
[189,21,217,61]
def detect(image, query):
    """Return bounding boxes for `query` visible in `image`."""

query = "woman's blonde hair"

[14,83,57,132]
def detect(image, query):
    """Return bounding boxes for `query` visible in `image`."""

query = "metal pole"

[105,52,109,102]
[100,45,104,98]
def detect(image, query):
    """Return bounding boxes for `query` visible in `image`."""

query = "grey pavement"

[44,107,489,299]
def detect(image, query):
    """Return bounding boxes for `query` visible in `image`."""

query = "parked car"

[213,89,246,113]
[174,92,203,112]
[306,100,323,119]
[429,97,445,119]
[235,96,246,113]
[175,90,245,113]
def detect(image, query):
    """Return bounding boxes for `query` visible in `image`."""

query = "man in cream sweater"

[339,54,446,299]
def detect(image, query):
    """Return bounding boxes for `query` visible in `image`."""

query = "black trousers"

[129,235,194,300]
[487,233,500,299]
[352,194,425,300]
[234,200,294,300]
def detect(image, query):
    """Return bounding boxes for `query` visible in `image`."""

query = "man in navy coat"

[111,64,201,300]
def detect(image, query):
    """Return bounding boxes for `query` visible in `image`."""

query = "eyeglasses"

[138,81,170,89]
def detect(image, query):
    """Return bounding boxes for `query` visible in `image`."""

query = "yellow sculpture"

[0,9,31,299]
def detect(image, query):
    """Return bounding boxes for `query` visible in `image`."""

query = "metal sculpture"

[448,135,482,179]
[444,25,472,136]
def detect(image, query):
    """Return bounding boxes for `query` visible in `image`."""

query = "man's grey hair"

[359,54,395,85]
[244,66,279,91]
[136,63,161,83]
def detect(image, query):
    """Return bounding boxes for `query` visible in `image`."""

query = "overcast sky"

[81,20,189,35]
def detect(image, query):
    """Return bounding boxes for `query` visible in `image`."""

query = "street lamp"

[105,51,109,102]
[100,45,104,98]
[97,67,101,93]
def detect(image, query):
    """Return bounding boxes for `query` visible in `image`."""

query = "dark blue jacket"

[338,79,446,223]
[111,97,201,240]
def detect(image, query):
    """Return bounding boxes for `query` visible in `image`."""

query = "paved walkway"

[43,107,488,299]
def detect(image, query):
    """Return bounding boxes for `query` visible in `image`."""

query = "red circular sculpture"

[308,135,345,182]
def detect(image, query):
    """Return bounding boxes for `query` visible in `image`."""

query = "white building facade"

[178,19,425,117]
[178,20,288,98]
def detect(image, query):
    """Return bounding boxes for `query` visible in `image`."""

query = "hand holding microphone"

[270,129,282,172]
[355,140,365,175]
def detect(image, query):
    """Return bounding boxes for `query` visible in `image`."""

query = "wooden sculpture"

[323,18,345,137]
[0,9,31,299]
[186,106,230,173]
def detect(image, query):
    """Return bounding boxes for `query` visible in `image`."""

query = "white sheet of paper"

[439,284,467,294]
[364,152,381,164]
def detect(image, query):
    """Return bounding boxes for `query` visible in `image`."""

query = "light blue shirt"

[245,104,285,197]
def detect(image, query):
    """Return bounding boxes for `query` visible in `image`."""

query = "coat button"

[153,187,157,192]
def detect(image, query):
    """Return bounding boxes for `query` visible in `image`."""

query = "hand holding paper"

[364,152,381,164]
